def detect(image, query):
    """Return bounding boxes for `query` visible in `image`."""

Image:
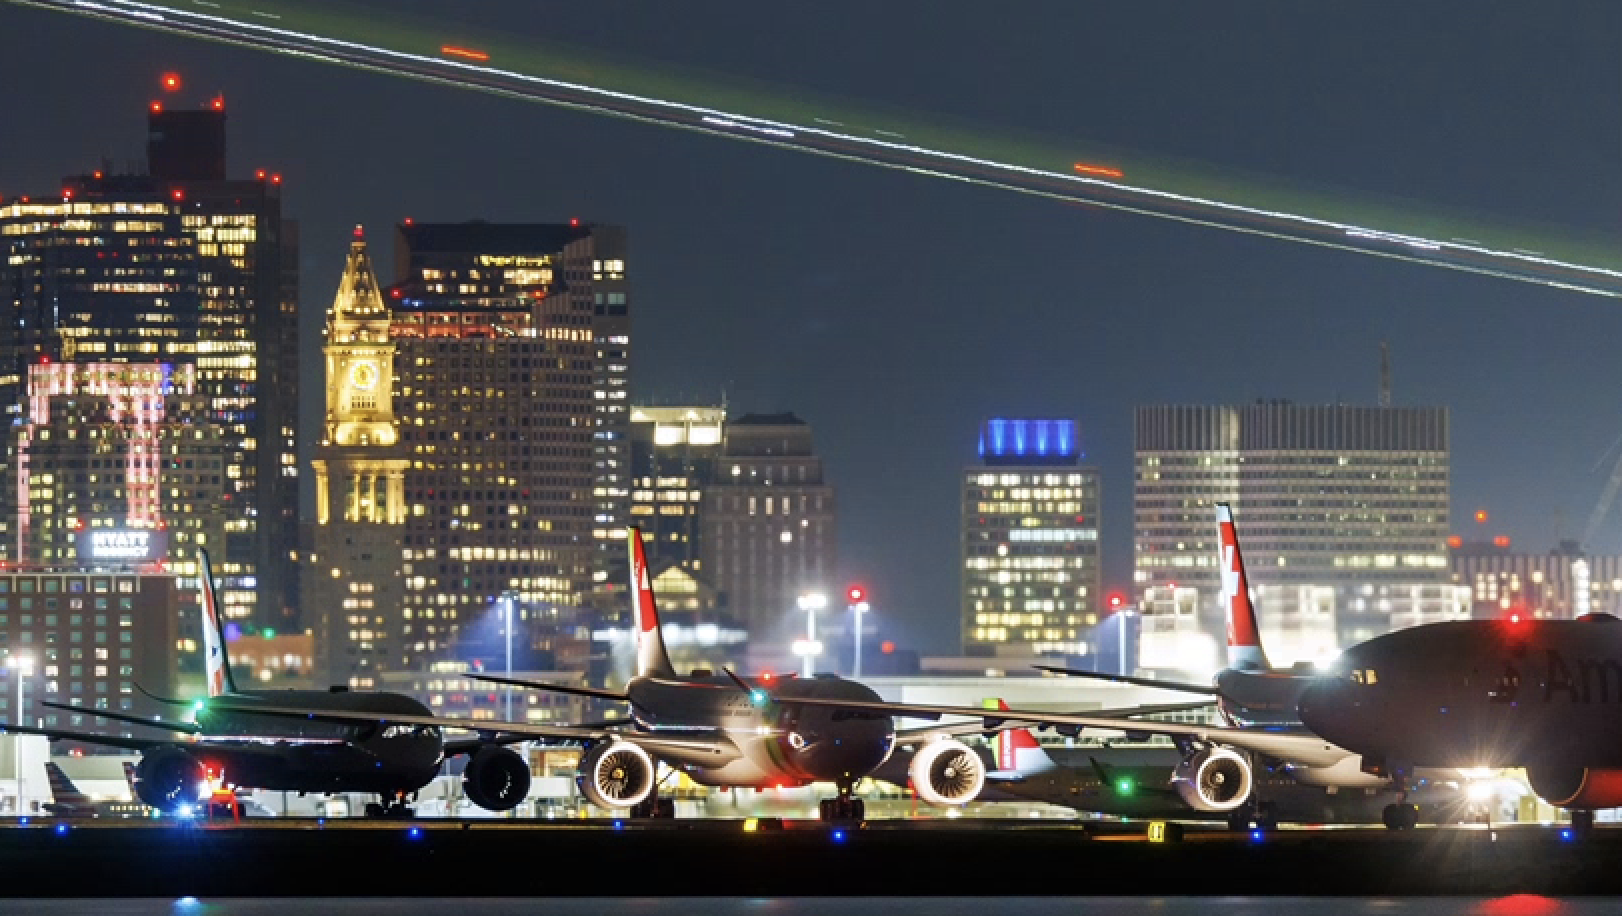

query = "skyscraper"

[1134,403,1459,674]
[389,221,625,670]
[0,94,299,641]
[627,406,724,573]
[309,230,409,688]
[961,417,1100,657]
[700,413,836,634]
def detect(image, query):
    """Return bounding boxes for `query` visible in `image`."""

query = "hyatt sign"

[77,528,166,564]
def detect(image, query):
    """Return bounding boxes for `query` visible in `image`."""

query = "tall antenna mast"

[1379,341,1391,408]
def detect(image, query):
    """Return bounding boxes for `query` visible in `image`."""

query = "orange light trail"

[441,46,490,62]
[1073,162,1124,179]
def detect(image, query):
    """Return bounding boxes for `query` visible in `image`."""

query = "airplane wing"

[0,721,173,753]
[759,694,1352,768]
[894,700,1216,743]
[199,699,740,762]
[462,673,629,702]
[1033,666,1222,696]
[42,702,202,735]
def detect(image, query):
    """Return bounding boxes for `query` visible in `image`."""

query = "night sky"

[2,1,1619,653]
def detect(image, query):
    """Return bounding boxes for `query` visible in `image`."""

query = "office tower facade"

[309,232,409,688]
[1449,539,1622,620]
[11,361,225,567]
[389,221,624,671]
[961,417,1100,657]
[0,96,299,641]
[700,413,836,634]
[0,570,179,735]
[627,406,724,573]
[1134,403,1459,675]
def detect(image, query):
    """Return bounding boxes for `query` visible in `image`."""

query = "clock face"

[349,361,379,391]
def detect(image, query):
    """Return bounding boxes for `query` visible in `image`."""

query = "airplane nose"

[1297,677,1356,744]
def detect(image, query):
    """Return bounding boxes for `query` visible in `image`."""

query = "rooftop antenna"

[1379,341,1391,408]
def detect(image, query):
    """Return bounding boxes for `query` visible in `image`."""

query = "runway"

[13,0,1622,300]
[0,817,1610,896]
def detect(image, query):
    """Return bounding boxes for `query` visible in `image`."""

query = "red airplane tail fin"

[628,528,676,678]
[991,699,1054,775]
[1217,504,1271,671]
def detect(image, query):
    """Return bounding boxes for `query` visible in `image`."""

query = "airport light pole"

[795,592,827,678]
[502,592,516,722]
[6,654,31,814]
[846,586,869,679]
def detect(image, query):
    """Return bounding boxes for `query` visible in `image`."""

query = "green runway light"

[1115,778,1136,796]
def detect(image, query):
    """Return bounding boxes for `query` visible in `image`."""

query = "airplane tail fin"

[990,699,1055,777]
[196,549,239,697]
[44,762,89,809]
[628,528,676,678]
[1216,503,1271,671]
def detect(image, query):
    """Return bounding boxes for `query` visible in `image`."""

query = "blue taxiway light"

[408,827,423,839]
[1250,829,1264,842]
[1561,829,1575,841]
[832,829,847,843]
[54,824,68,836]
[613,820,624,830]
[18,817,27,826]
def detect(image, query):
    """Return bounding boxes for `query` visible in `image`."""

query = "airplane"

[0,550,538,817]
[40,760,154,818]
[202,528,1212,822]
[1298,610,1622,835]
[982,710,1466,827]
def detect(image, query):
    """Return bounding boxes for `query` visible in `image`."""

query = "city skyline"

[1,2,1619,653]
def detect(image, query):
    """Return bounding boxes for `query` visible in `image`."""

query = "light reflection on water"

[0,898,1595,916]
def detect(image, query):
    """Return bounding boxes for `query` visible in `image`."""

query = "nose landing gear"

[364,790,416,818]
[819,778,865,823]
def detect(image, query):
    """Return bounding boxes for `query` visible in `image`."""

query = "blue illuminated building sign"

[978,418,1080,466]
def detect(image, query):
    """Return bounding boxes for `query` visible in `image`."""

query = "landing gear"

[1570,809,1595,838]
[820,779,865,823]
[364,791,415,819]
[630,795,675,819]
[1381,802,1419,830]
[1226,800,1277,832]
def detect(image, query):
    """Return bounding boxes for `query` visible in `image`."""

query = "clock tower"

[310,228,409,688]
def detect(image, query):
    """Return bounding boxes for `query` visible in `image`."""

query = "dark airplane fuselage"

[190,689,443,793]
[627,674,895,787]
[1300,616,1622,771]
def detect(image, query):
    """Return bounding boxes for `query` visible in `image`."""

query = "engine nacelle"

[577,740,656,810]
[134,747,207,812]
[1528,766,1622,809]
[909,738,986,806]
[1172,746,1253,813]
[463,745,532,812]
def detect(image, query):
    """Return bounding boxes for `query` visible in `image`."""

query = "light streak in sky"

[23,0,1622,299]
[439,45,488,62]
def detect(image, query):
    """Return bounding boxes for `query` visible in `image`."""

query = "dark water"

[0,899,1596,916]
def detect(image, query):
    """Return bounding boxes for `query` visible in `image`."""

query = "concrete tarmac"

[0,817,1605,896]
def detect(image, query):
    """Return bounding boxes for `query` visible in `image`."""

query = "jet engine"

[577,740,656,810]
[133,748,207,812]
[1172,746,1253,812]
[462,745,532,812]
[1528,766,1622,809]
[909,738,986,806]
